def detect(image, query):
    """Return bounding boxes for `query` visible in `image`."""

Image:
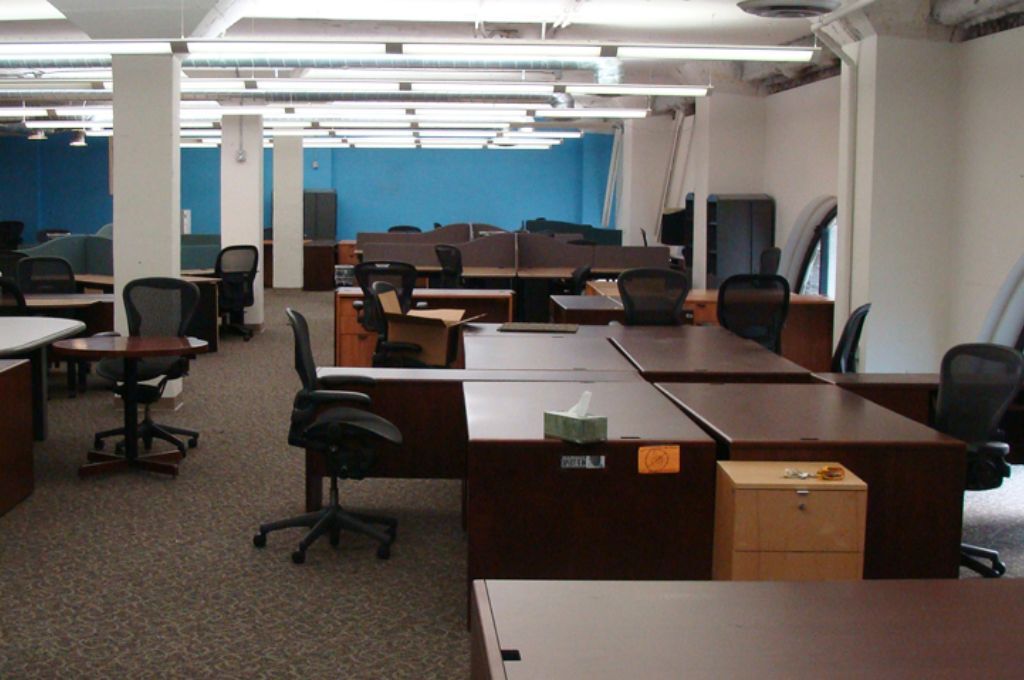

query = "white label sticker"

[561,455,606,470]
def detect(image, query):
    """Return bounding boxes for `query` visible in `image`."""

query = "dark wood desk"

[549,294,622,325]
[334,287,515,366]
[814,372,939,425]
[54,336,209,478]
[464,381,717,585]
[0,359,33,516]
[464,334,636,372]
[657,382,966,579]
[471,579,1024,680]
[25,293,114,334]
[304,368,638,511]
[612,326,812,383]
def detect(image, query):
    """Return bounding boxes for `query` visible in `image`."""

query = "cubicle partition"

[592,245,671,272]
[356,223,474,249]
[458,232,517,271]
[516,232,592,272]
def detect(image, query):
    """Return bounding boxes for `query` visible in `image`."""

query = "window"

[798,207,837,298]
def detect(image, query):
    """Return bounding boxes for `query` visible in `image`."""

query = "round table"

[53,336,209,478]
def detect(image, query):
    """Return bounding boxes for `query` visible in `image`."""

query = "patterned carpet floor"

[1,288,1021,676]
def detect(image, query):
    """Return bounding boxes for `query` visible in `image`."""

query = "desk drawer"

[338,300,366,334]
[734,488,866,553]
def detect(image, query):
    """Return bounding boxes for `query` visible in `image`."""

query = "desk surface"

[0,317,86,354]
[75,273,219,288]
[24,293,114,309]
[53,335,208,359]
[612,326,811,382]
[586,279,834,306]
[317,367,639,383]
[472,579,1024,680]
[814,372,940,388]
[335,286,514,300]
[463,335,635,372]
[464,380,711,442]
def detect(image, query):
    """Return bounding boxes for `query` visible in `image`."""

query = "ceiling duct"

[738,0,840,18]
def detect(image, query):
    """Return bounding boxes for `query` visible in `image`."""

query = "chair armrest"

[965,441,1011,491]
[968,441,1011,458]
[318,373,376,389]
[305,390,372,407]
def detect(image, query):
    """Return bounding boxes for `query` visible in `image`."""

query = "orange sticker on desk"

[638,446,680,474]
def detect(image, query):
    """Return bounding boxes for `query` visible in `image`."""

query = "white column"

[615,116,676,246]
[220,114,265,324]
[111,54,181,333]
[272,136,304,288]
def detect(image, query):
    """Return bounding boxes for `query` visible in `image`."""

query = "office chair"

[759,247,782,275]
[253,308,401,563]
[831,303,871,373]
[17,256,77,294]
[215,244,259,341]
[616,267,691,325]
[933,343,1024,577]
[553,265,593,296]
[0,221,24,250]
[365,281,433,368]
[0,250,26,279]
[434,244,463,288]
[353,260,419,330]
[93,277,202,456]
[717,274,791,354]
[0,277,27,316]
[387,225,422,233]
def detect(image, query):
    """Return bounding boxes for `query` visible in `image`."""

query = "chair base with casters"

[961,543,1006,578]
[958,441,1012,578]
[92,381,199,457]
[220,310,253,341]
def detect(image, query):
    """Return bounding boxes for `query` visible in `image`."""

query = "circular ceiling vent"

[737,0,840,18]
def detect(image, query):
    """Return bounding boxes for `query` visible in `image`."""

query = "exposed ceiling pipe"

[0,90,559,105]
[192,0,257,39]
[932,0,1024,26]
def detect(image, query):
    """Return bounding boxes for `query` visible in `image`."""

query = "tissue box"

[544,410,608,444]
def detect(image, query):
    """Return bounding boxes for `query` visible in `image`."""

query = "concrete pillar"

[220,114,265,325]
[111,54,181,333]
[271,136,304,288]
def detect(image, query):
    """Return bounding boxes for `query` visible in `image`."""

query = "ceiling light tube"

[616,45,816,62]
[566,84,708,97]
[256,80,400,93]
[264,129,331,137]
[0,107,49,118]
[186,41,386,58]
[402,43,602,59]
[537,108,648,119]
[24,120,109,129]
[502,130,582,139]
[0,41,171,57]
[408,82,555,95]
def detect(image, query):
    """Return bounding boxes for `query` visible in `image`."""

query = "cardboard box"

[378,289,480,366]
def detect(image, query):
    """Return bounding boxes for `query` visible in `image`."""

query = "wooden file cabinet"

[713,461,867,581]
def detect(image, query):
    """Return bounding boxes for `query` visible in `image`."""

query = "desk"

[549,294,622,325]
[814,372,939,425]
[583,281,835,371]
[464,334,636,372]
[657,382,965,578]
[464,381,717,584]
[0,359,33,516]
[0,316,86,440]
[305,368,638,511]
[470,579,1024,680]
[612,326,812,383]
[25,293,114,334]
[334,287,515,366]
[54,335,208,478]
[73,274,220,352]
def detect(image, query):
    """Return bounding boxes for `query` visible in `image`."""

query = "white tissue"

[566,390,592,418]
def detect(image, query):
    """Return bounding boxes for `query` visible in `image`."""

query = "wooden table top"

[0,317,86,355]
[317,367,639,383]
[656,382,960,447]
[463,335,635,372]
[585,279,834,306]
[612,326,811,382]
[463,381,713,443]
[24,293,114,308]
[474,579,1024,680]
[814,372,941,388]
[549,294,622,311]
[53,335,208,359]
[75,273,218,288]
[335,287,514,300]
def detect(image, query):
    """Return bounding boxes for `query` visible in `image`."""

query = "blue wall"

[1,132,615,242]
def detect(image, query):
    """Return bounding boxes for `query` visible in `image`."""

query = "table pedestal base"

[78,449,182,478]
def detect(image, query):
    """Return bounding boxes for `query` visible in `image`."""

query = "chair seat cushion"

[303,407,403,446]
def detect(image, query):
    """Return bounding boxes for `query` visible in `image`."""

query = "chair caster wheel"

[992,561,1007,577]
[188,436,199,449]
[377,545,390,560]
[253,533,266,548]
[291,550,306,564]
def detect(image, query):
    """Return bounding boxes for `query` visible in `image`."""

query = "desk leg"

[28,347,47,441]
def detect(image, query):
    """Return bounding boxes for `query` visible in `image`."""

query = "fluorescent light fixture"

[264,129,331,137]
[51,106,112,119]
[27,129,46,140]
[24,120,109,129]
[181,129,223,137]
[330,130,415,138]
[349,142,419,149]
[180,79,248,92]
[417,129,495,138]
[566,84,708,97]
[417,122,510,129]
[0,41,172,57]
[305,68,558,83]
[537,108,648,119]
[69,130,87,147]
[501,130,582,139]
[186,41,386,58]
[487,144,553,150]
[617,45,816,62]
[0,1,66,21]
[402,43,602,59]
[0,107,49,118]
[490,137,559,146]
[181,142,220,148]
[84,129,114,137]
[409,82,555,95]
[256,79,400,93]
[180,106,285,120]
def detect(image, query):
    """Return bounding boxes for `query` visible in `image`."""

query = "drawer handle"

[795,489,810,496]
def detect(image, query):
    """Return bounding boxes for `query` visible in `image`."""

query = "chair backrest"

[354,261,417,330]
[0,221,24,249]
[367,280,398,337]
[570,265,592,295]
[0,250,26,279]
[717,274,791,354]
[831,303,871,373]
[16,256,76,294]
[0,277,27,316]
[388,225,422,233]
[759,247,782,275]
[616,267,691,326]
[285,307,319,393]
[123,277,200,338]
[215,244,259,308]
[434,244,463,287]
[934,343,1024,444]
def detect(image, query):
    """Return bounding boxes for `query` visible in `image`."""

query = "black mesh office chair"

[93,277,201,456]
[717,274,791,354]
[0,277,27,316]
[17,256,76,294]
[353,261,419,331]
[388,225,421,233]
[434,244,463,288]
[0,221,24,250]
[215,245,259,341]
[831,303,871,373]
[253,308,401,563]
[0,250,26,279]
[759,247,782,275]
[616,267,691,325]
[933,343,1024,577]
[366,281,434,368]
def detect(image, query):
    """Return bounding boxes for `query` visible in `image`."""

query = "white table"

[0,317,86,440]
